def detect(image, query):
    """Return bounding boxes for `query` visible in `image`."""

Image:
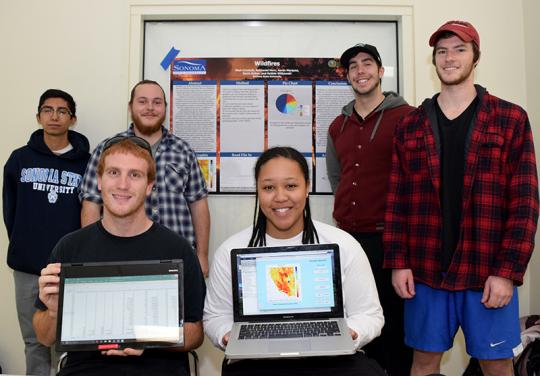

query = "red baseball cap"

[429,20,480,48]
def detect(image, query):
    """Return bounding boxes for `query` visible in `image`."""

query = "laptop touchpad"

[269,340,311,352]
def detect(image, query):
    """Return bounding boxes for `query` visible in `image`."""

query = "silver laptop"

[225,243,355,359]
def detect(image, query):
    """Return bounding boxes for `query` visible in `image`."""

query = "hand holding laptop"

[38,263,62,319]
[54,260,185,353]
[38,262,152,358]
[224,244,356,359]
[102,348,144,357]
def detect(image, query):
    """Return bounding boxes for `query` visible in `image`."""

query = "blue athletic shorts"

[404,283,523,360]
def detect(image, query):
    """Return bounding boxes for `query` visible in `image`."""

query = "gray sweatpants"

[13,270,53,376]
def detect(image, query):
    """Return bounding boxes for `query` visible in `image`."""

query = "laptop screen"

[231,244,344,321]
[56,260,184,352]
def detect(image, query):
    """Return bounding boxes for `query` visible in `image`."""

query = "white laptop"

[225,243,355,359]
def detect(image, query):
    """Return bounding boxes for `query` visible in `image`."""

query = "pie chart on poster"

[275,93,297,114]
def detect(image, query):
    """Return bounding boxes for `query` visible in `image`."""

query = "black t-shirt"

[436,96,478,271]
[37,221,205,376]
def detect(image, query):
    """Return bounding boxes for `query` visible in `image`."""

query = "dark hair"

[37,89,76,117]
[248,146,319,247]
[431,31,481,65]
[129,79,167,106]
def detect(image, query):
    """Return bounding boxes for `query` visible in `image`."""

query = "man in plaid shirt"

[383,21,539,376]
[79,80,210,276]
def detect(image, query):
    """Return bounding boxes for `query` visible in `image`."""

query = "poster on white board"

[170,57,354,194]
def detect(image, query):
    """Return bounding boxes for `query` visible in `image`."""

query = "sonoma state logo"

[173,60,207,75]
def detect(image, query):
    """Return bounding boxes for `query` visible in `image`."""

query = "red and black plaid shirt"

[383,86,539,290]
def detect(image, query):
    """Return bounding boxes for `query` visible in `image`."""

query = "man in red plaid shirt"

[383,20,539,376]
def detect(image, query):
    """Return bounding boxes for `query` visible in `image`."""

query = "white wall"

[0,0,538,374]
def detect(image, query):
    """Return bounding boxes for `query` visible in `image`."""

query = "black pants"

[351,232,413,376]
[222,352,386,376]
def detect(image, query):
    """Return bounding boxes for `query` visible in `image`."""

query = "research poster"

[170,57,354,193]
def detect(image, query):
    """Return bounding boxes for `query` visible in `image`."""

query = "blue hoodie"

[3,129,90,274]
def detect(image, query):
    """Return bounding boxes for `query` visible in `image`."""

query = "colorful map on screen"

[256,255,334,311]
[269,266,299,298]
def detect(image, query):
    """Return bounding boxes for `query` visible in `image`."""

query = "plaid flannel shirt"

[79,125,208,247]
[383,86,539,290]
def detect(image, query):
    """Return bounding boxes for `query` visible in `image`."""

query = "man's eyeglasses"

[39,106,73,118]
[103,135,153,156]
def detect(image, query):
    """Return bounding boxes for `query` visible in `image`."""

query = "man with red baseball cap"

[384,20,539,376]
[428,20,480,48]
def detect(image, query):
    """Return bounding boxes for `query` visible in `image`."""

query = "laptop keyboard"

[238,321,342,339]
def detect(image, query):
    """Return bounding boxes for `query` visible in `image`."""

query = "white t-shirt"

[52,143,73,155]
[203,220,384,350]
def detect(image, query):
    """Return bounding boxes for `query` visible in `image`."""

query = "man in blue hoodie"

[3,89,90,375]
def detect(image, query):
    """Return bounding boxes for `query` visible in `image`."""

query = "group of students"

[3,19,538,376]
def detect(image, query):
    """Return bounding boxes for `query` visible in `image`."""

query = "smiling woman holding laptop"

[203,146,385,375]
